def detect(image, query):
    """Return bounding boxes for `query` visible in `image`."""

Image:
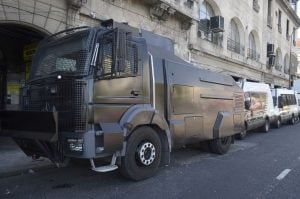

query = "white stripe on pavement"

[276,169,291,180]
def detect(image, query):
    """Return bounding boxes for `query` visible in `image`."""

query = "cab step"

[89,154,118,172]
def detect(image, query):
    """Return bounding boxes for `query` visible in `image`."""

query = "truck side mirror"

[278,96,283,108]
[245,98,251,110]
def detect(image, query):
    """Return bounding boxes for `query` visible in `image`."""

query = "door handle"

[130,90,140,97]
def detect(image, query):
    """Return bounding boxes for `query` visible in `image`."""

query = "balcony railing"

[227,38,244,55]
[247,48,260,61]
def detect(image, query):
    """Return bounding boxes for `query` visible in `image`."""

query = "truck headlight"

[67,138,84,152]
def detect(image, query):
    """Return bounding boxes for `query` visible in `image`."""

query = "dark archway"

[0,24,48,110]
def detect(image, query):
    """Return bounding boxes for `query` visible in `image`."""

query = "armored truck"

[0,20,245,180]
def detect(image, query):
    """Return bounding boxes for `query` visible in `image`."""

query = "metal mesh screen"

[30,30,93,80]
[24,80,86,132]
[98,31,139,78]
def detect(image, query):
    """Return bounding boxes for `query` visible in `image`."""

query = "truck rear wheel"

[121,126,162,181]
[209,136,232,154]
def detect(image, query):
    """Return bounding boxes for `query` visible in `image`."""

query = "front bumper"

[61,123,124,159]
[0,110,124,159]
[0,110,58,141]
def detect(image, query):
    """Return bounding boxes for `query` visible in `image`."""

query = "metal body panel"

[149,45,244,147]
[93,77,144,104]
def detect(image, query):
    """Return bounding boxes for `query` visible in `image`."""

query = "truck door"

[93,30,144,105]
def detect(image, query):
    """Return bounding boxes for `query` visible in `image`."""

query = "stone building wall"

[0,0,299,87]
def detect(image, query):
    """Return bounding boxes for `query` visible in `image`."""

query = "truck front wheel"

[121,126,162,181]
[209,136,232,154]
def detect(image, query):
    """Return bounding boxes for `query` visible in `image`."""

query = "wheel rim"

[265,121,269,131]
[239,130,247,138]
[137,141,156,166]
[241,131,246,137]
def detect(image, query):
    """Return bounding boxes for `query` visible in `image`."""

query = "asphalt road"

[1,122,300,199]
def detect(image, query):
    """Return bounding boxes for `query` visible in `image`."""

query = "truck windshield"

[30,30,92,80]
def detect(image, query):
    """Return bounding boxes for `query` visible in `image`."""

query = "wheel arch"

[119,105,171,165]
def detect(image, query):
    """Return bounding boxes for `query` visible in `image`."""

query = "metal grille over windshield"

[30,30,93,80]
[97,30,139,78]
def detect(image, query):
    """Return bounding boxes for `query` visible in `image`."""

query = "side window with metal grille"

[122,43,138,75]
[97,33,139,79]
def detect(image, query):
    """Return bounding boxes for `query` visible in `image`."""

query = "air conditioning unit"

[210,16,224,33]
[199,19,210,32]
[267,43,275,57]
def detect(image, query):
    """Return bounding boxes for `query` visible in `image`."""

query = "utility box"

[210,16,224,33]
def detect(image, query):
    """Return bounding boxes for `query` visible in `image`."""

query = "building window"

[275,48,282,71]
[284,54,289,74]
[199,1,215,42]
[248,32,260,61]
[227,20,244,55]
[253,0,260,12]
[292,27,296,46]
[267,0,272,28]
[278,10,282,33]
[286,19,290,40]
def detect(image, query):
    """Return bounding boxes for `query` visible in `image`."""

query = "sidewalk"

[0,137,52,178]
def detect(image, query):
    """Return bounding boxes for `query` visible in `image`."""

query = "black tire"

[275,118,281,129]
[121,126,162,181]
[290,116,295,125]
[209,136,232,155]
[262,119,270,133]
[235,130,247,140]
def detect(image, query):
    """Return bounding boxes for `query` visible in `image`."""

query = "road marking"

[276,169,291,180]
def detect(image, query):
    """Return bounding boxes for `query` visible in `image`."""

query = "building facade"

[0,0,299,109]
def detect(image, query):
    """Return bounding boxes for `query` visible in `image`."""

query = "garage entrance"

[0,24,48,110]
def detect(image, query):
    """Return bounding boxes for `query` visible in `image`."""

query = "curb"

[0,164,55,179]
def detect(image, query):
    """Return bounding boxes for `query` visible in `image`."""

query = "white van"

[237,81,279,139]
[271,88,299,125]
[293,80,300,117]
